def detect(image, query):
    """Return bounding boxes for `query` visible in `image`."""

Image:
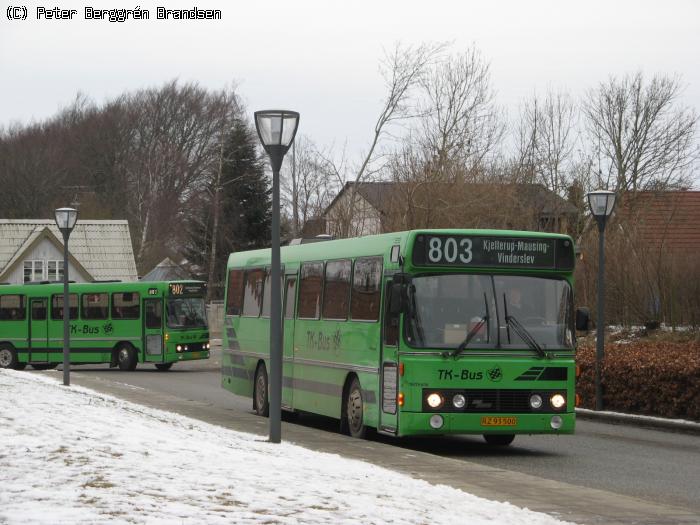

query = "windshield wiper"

[408,285,425,345]
[450,293,490,359]
[505,314,551,359]
[450,316,487,358]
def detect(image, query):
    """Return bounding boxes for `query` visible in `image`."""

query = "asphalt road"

[51,349,700,518]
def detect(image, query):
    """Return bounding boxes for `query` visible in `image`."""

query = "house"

[140,257,193,282]
[617,191,700,253]
[321,181,579,237]
[0,219,138,284]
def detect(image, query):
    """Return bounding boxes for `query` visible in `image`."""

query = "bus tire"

[483,434,515,446]
[155,363,173,371]
[344,376,367,439]
[253,363,269,417]
[117,344,137,371]
[0,344,19,369]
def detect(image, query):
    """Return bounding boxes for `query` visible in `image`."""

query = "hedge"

[576,341,700,421]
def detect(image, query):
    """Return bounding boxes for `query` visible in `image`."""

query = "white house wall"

[5,238,88,284]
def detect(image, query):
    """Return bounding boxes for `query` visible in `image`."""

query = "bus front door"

[143,298,164,362]
[29,298,49,363]
[379,281,400,434]
[282,276,297,409]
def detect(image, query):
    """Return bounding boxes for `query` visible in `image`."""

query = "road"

[40,348,700,524]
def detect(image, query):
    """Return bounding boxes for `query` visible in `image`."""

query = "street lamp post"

[586,190,616,411]
[254,110,300,443]
[54,208,78,386]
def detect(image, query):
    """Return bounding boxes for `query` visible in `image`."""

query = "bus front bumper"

[398,411,575,436]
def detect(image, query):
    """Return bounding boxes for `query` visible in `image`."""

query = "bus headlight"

[452,394,466,409]
[529,394,543,409]
[176,345,183,352]
[550,394,566,409]
[550,415,563,429]
[426,393,443,409]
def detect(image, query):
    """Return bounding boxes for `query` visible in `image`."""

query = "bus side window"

[284,278,297,319]
[145,301,162,329]
[322,259,351,320]
[226,269,244,316]
[298,262,323,319]
[351,257,382,321]
[82,293,108,320]
[0,294,26,321]
[383,282,399,346]
[112,292,140,319]
[242,269,265,317]
[51,294,78,320]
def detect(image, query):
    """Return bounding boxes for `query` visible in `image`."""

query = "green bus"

[221,230,587,444]
[0,280,210,371]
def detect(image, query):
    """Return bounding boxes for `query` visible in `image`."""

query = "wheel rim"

[255,372,266,410]
[0,349,12,367]
[347,387,363,434]
[118,348,129,363]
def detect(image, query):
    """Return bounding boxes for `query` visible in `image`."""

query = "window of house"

[298,262,323,319]
[0,295,26,321]
[351,257,382,321]
[242,269,265,317]
[23,260,44,282]
[322,260,351,320]
[226,269,244,315]
[82,293,109,320]
[51,294,78,320]
[47,260,64,281]
[112,292,140,319]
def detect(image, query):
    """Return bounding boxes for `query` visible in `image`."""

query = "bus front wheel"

[117,345,137,371]
[344,377,367,439]
[0,344,20,369]
[253,364,269,417]
[483,434,515,446]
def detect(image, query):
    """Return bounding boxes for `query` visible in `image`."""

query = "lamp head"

[254,110,299,172]
[54,207,78,232]
[586,190,616,219]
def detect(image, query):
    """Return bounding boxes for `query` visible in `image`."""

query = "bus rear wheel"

[345,377,367,439]
[155,363,173,371]
[253,364,269,417]
[0,345,19,369]
[483,434,515,446]
[117,345,137,371]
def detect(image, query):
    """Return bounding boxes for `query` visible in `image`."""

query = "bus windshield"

[406,274,573,351]
[166,297,207,329]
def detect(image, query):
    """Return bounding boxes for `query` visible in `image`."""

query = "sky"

[0,369,571,524]
[1,0,699,169]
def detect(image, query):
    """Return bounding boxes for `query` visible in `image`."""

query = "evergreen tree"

[185,117,271,298]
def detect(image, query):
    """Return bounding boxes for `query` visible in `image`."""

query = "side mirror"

[575,307,590,331]
[389,274,411,315]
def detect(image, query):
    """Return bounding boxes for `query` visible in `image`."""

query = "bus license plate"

[481,416,517,427]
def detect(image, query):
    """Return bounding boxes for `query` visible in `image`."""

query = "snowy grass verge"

[0,370,570,524]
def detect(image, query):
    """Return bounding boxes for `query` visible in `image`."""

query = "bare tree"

[280,135,338,237]
[336,41,446,237]
[583,72,698,193]
[516,90,577,195]
[416,47,504,176]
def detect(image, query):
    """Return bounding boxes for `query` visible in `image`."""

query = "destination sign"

[412,234,573,270]
[169,282,206,296]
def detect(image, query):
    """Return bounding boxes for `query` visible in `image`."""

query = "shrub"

[576,341,700,421]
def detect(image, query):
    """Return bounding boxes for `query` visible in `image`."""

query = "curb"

[576,407,700,435]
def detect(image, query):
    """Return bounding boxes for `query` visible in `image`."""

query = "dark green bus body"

[222,230,577,439]
[0,280,210,369]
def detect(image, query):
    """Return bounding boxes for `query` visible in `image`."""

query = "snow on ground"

[0,370,570,525]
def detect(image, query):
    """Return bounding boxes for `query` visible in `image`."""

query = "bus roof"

[226,229,575,272]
